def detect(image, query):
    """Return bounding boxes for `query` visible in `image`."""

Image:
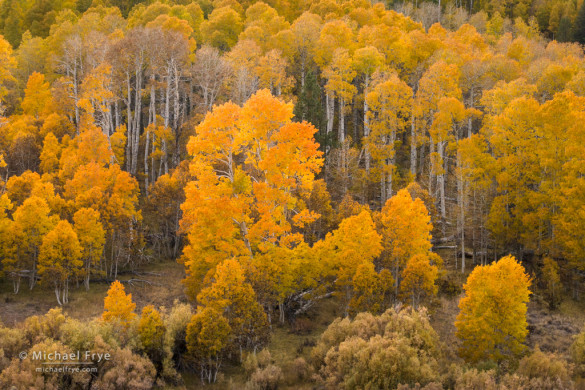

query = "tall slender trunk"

[115,100,120,130]
[109,231,115,278]
[364,76,371,175]
[410,97,417,177]
[325,92,334,152]
[151,126,157,184]
[394,263,399,298]
[419,143,425,182]
[381,170,386,204]
[13,277,20,294]
[239,221,253,257]
[279,302,285,324]
[63,279,69,304]
[73,65,80,134]
[339,97,345,144]
[84,251,91,291]
[29,251,37,290]
[145,77,156,194]
[388,130,396,198]
[161,66,171,178]
[171,63,180,175]
[125,73,133,172]
[467,86,474,138]
[145,129,150,193]
[132,65,143,175]
[429,139,435,197]
[107,107,114,136]
[55,284,62,306]
[438,140,446,219]
[300,54,306,88]
[164,67,171,128]
[458,152,466,273]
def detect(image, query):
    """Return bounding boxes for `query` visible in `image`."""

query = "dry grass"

[430,294,463,363]
[0,259,187,326]
[526,299,583,357]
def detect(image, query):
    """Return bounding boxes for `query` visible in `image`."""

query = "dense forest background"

[1,0,585,388]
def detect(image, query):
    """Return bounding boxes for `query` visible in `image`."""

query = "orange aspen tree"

[180,89,322,299]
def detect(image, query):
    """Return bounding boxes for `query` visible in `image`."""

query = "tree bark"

[438,140,446,219]
[364,75,371,175]
[325,92,334,153]
[339,97,345,144]
[410,99,417,177]
[125,73,133,173]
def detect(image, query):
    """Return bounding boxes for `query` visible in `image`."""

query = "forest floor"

[1,258,585,388]
[526,298,583,357]
[0,260,187,326]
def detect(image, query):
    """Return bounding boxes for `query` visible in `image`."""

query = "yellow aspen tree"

[6,171,41,206]
[196,259,268,357]
[323,48,356,145]
[255,49,294,98]
[366,72,412,203]
[63,161,141,279]
[12,196,55,290]
[39,132,61,175]
[146,14,195,39]
[455,255,532,363]
[400,253,439,309]
[138,305,166,371]
[38,220,83,305]
[226,39,262,105]
[73,207,105,290]
[429,96,479,220]
[200,6,243,50]
[110,124,127,167]
[21,72,53,118]
[542,257,562,311]
[102,280,137,328]
[352,46,384,176]
[76,123,114,167]
[0,194,19,292]
[186,307,231,384]
[0,34,16,105]
[77,63,116,134]
[379,189,436,296]
[290,12,322,88]
[349,262,393,316]
[241,2,289,50]
[314,19,354,139]
[415,61,461,195]
[40,113,75,141]
[316,210,382,314]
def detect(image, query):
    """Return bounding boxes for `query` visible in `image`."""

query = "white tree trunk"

[438,140,446,219]
[364,76,371,175]
[325,92,334,153]
[410,101,417,177]
[339,97,345,144]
